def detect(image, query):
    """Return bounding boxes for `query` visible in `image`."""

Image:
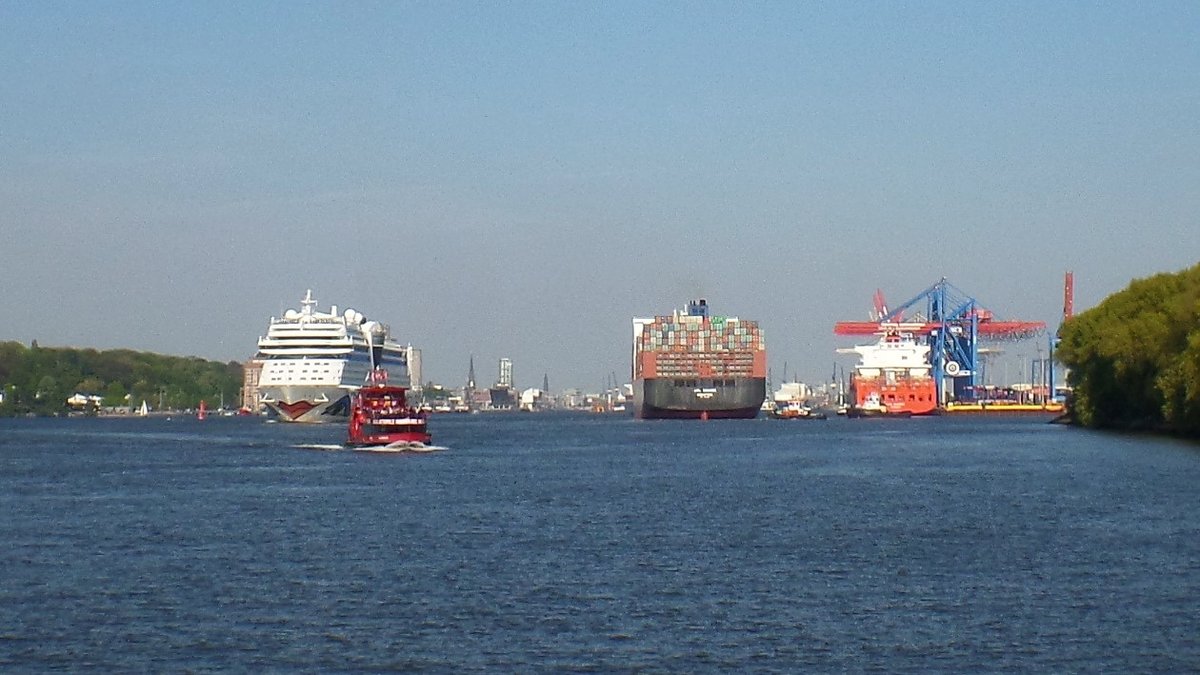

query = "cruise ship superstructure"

[256,290,410,423]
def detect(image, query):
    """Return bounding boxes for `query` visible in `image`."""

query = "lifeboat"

[347,369,431,448]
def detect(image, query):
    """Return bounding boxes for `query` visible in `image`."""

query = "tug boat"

[845,391,911,418]
[769,400,828,420]
[347,369,431,449]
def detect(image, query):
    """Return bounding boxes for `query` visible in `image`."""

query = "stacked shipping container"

[634,315,766,379]
[632,300,768,419]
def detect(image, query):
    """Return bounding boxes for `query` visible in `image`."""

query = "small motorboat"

[347,369,431,449]
[845,391,911,418]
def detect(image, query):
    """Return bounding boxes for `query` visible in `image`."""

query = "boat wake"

[291,442,447,453]
[355,441,447,453]
[292,443,346,452]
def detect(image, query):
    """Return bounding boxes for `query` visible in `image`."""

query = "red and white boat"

[347,369,431,448]
[839,328,937,416]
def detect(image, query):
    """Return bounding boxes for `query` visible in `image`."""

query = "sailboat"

[137,400,150,417]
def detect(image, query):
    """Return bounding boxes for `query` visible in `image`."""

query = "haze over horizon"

[2,2,1197,391]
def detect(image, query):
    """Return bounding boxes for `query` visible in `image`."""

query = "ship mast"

[301,289,316,317]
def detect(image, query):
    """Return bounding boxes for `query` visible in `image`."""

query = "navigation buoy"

[198,400,207,421]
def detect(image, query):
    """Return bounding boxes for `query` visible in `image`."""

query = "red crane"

[836,281,1044,341]
[1063,271,1074,322]
[835,318,1045,340]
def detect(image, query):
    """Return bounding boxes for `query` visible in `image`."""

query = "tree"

[76,377,105,395]
[1058,262,1200,435]
[104,381,128,408]
[0,345,244,417]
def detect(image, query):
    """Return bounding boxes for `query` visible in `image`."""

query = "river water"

[1,413,1198,671]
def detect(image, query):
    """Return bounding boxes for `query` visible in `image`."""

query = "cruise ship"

[255,291,410,423]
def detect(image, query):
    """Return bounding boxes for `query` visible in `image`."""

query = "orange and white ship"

[839,327,937,417]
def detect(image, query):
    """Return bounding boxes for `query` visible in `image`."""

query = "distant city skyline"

[2,3,1197,389]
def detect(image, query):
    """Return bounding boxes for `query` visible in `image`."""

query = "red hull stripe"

[276,400,317,420]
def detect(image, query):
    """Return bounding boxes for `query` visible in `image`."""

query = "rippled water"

[2,413,1199,671]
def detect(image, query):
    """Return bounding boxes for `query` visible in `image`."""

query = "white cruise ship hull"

[259,384,353,423]
[257,352,409,423]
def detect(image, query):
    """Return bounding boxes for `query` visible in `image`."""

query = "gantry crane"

[835,278,1046,403]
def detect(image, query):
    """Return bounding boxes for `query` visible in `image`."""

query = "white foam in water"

[291,443,449,453]
[356,442,448,453]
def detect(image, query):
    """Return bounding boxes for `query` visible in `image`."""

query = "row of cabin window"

[264,367,335,382]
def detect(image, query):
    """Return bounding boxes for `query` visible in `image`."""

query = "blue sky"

[2,1,1197,390]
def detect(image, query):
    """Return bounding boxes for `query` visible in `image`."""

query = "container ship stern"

[632,299,767,420]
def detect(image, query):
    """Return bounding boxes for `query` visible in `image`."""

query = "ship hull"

[849,375,937,416]
[845,406,911,418]
[257,352,408,423]
[634,377,766,420]
[258,385,353,423]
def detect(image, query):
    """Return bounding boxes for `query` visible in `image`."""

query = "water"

[2,414,1199,671]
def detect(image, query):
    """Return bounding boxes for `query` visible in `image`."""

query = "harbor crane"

[835,278,1047,403]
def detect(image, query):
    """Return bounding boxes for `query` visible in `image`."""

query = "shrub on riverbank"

[1057,263,1200,436]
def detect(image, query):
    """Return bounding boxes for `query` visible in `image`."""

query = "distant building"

[498,357,513,389]
[773,381,810,403]
[241,359,264,412]
[407,346,423,391]
[519,388,546,411]
[468,388,491,409]
[560,388,586,409]
[66,393,103,410]
[488,387,516,410]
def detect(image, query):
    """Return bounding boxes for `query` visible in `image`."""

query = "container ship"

[838,327,937,417]
[632,299,767,419]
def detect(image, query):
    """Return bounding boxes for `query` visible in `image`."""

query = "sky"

[2,1,1198,391]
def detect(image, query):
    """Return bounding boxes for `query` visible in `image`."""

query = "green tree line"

[1056,262,1200,436]
[0,341,243,417]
